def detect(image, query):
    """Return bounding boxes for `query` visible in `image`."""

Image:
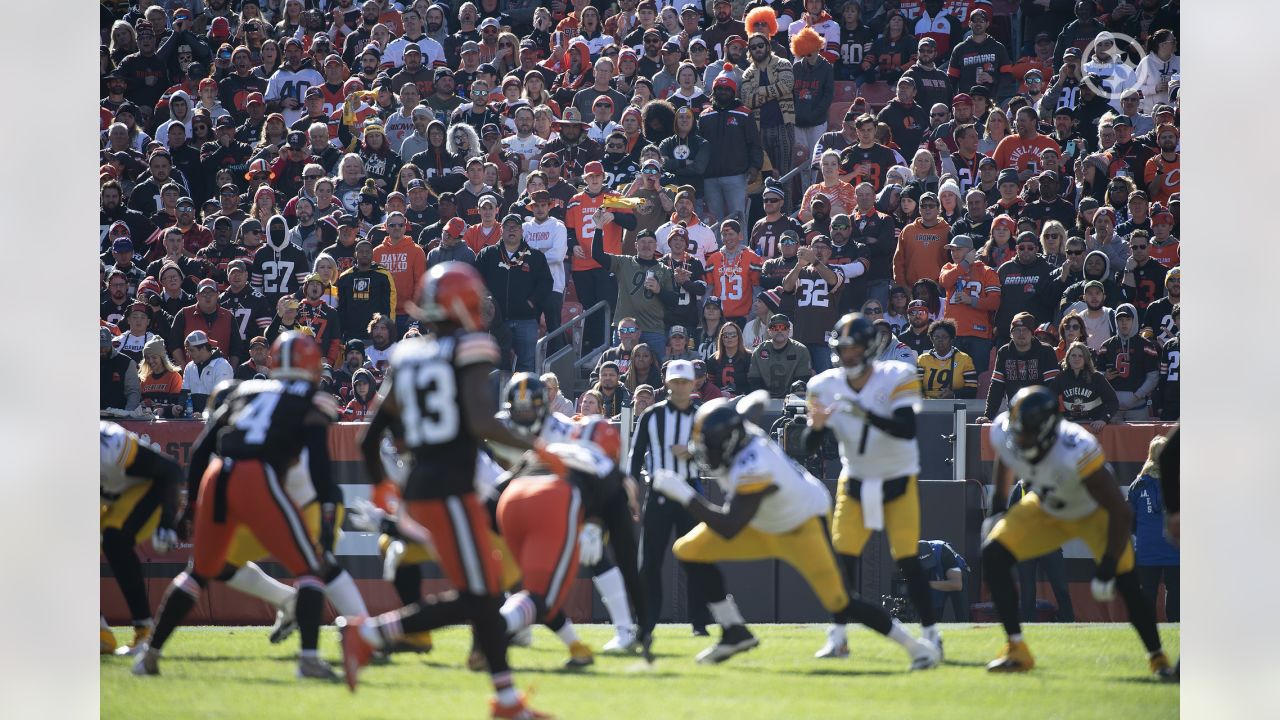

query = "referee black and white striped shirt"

[628,399,700,485]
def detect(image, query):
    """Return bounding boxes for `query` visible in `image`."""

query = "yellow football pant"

[989,492,1135,573]
[830,474,920,560]
[674,516,849,613]
[100,482,162,545]
[378,531,523,591]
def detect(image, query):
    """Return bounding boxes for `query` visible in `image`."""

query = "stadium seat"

[564,277,578,305]
[976,370,992,402]
[859,82,893,111]
[561,301,583,326]
[833,81,859,104]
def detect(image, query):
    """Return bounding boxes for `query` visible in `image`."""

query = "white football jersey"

[100,421,155,496]
[806,361,922,480]
[989,413,1107,521]
[489,411,578,466]
[712,435,831,534]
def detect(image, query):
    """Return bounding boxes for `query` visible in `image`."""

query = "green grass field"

[102,623,1179,719]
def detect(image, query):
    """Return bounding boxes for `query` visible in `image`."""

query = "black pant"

[1016,548,1074,622]
[638,488,712,635]
[1136,565,1180,622]
[541,290,565,353]
[572,268,614,351]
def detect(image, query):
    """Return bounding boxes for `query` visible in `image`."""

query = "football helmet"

[1006,385,1061,463]
[412,261,486,331]
[503,372,549,436]
[690,398,748,471]
[270,331,324,382]
[206,379,242,417]
[829,312,885,380]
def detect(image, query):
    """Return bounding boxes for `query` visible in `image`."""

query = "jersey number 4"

[397,362,461,445]
[234,393,282,445]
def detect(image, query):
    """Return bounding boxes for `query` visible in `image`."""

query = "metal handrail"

[534,300,612,374]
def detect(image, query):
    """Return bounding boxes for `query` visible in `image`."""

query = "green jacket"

[748,338,813,398]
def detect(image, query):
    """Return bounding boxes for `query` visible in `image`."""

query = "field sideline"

[103,623,1179,719]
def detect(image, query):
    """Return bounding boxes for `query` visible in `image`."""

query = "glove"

[318,502,338,554]
[651,469,695,506]
[349,498,388,533]
[1091,555,1118,601]
[980,512,1005,543]
[151,526,179,554]
[578,523,604,566]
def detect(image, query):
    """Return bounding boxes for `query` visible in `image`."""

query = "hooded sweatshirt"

[250,214,310,305]
[155,90,194,149]
[1096,303,1160,398]
[1049,361,1118,423]
[1060,249,1122,315]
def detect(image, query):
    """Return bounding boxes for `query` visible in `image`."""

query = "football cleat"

[908,639,942,671]
[509,626,533,648]
[600,626,638,655]
[691,626,711,637]
[269,602,298,644]
[814,625,849,659]
[391,630,434,654]
[130,645,160,676]
[491,692,553,719]
[336,616,376,692]
[987,640,1036,673]
[100,628,118,655]
[115,625,153,656]
[696,624,759,664]
[564,641,594,669]
[296,655,340,681]
[1150,651,1177,681]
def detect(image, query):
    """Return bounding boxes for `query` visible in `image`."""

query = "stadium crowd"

[98,0,1180,426]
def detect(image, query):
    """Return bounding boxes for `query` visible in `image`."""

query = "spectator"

[362,313,398,378]
[234,335,271,381]
[657,225,708,333]
[877,76,930,158]
[522,191,569,349]
[848,181,898,308]
[898,299,934,357]
[893,191,950,290]
[1049,340,1118,430]
[1038,220,1070,269]
[706,320,754,395]
[779,238,847,372]
[622,342,662,393]
[542,372,575,416]
[171,278,239,366]
[591,361,632,418]
[332,339,367,401]
[1129,433,1179,622]
[1059,250,1121,318]
[576,389,604,417]
[594,317,640,382]
[631,384,656,417]
[700,62,763,228]
[1067,279,1117,353]
[1144,124,1180,206]
[994,231,1058,340]
[656,188,714,266]
[917,539,968,622]
[742,293,776,352]
[939,234,1000,374]
[800,150,857,222]
[690,358,725,401]
[1142,266,1180,346]
[746,313,813,398]
[1056,313,1090,362]
[703,219,765,326]
[371,210,426,336]
[475,213,554,371]
[873,317,918,364]
[335,239,396,343]
[665,326,698,363]
[101,326,141,413]
[1097,304,1160,421]
[904,36,953,114]
[589,207,675,362]
[977,312,1060,422]
[790,28,835,190]
[180,330,234,414]
[947,8,1012,98]
[1118,230,1169,313]
[426,217,477,267]
[916,319,977,399]
[1155,303,1180,421]
[137,336,185,418]
[341,368,378,421]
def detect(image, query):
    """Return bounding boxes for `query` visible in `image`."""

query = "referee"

[631,359,713,640]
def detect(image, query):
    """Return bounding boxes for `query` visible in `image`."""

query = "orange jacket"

[939,260,1001,339]
[893,218,951,289]
[464,222,503,255]
[372,237,427,316]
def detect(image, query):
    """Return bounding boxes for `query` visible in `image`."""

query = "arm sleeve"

[865,405,917,440]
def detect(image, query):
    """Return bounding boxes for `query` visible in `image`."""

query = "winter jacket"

[335,263,397,341]
[739,54,796,126]
[1049,368,1118,423]
[791,56,835,129]
[659,131,711,197]
[1095,303,1160,400]
[101,348,141,411]
[475,240,553,321]
[995,255,1058,335]
[939,260,1001,339]
[697,103,763,179]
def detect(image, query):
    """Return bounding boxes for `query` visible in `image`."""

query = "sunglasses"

[606,144,625,150]
[499,42,514,48]
[864,307,884,314]
[542,160,561,167]
[1066,249,1083,255]
[304,174,323,179]
[1017,244,1038,251]
[641,167,658,174]
[722,330,739,337]
[768,324,790,331]
[619,327,638,334]
[473,89,488,96]
[748,43,767,50]
[930,112,947,118]
[780,237,798,245]
[764,197,782,203]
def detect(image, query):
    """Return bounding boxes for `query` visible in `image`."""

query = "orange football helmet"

[270,330,324,382]
[412,261,486,331]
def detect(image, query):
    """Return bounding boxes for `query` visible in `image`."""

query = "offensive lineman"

[134,332,344,680]
[649,393,939,669]
[338,262,549,720]
[100,421,183,656]
[981,385,1174,677]
[803,312,943,658]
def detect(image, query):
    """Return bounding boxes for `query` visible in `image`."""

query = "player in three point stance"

[803,312,944,659]
[338,262,549,720]
[100,421,183,656]
[490,373,644,669]
[982,385,1174,677]
[649,393,940,669]
[134,332,344,680]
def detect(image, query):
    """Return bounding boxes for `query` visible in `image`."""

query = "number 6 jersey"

[382,331,501,500]
[989,413,1107,521]
[806,360,921,480]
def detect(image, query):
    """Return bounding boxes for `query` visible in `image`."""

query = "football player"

[649,394,940,669]
[981,385,1175,677]
[338,263,549,720]
[803,312,944,658]
[100,421,183,655]
[134,332,344,681]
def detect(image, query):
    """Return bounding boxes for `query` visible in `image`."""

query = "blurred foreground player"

[339,263,549,719]
[981,386,1174,677]
[134,332,344,680]
[650,393,940,669]
[100,421,183,655]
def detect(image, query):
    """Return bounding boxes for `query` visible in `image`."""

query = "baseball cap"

[768,313,792,327]
[196,278,219,294]
[112,237,134,254]
[1083,280,1105,292]
[1063,46,1083,59]
[1152,210,1174,225]
[338,213,360,228]
[1112,115,1133,127]
[477,63,499,77]
[344,338,366,353]
[286,131,306,148]
[305,86,323,100]
[668,325,688,338]
[1116,305,1136,319]
[946,234,975,250]
[445,217,467,236]
[101,326,115,349]
[186,330,210,346]
[952,92,973,106]
[479,17,500,30]
[665,359,695,382]
[434,66,454,80]
[583,161,605,177]
[918,37,937,49]
[502,213,524,227]
[1039,169,1059,183]
[249,336,269,349]
[176,196,195,209]
[830,213,851,229]
[461,40,481,54]
[1034,31,1053,43]
[481,122,501,137]
[477,194,499,208]
[1010,312,1037,330]
[402,43,422,56]
[907,299,929,313]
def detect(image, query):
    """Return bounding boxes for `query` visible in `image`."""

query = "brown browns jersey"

[750,215,804,260]
[838,143,899,192]
[782,265,846,345]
